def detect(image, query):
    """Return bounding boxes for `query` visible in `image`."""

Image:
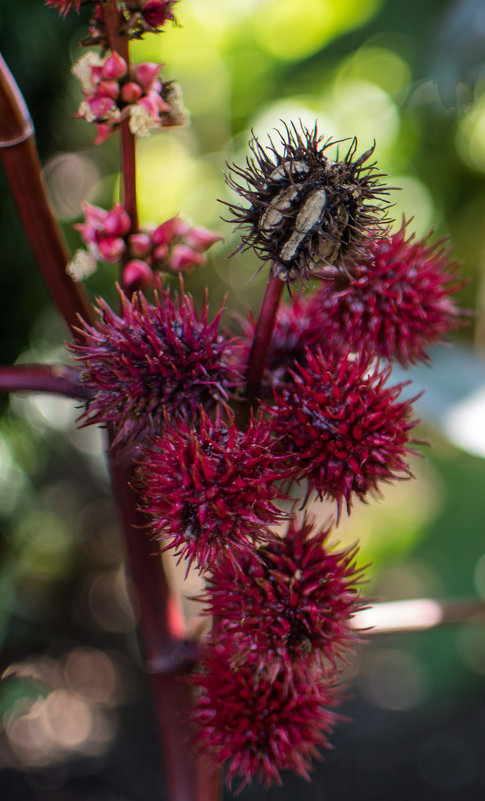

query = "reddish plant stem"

[109,456,188,673]
[0,54,93,335]
[110,457,221,801]
[0,364,90,400]
[103,1,138,234]
[100,9,219,801]
[120,122,138,231]
[152,675,223,801]
[246,272,285,399]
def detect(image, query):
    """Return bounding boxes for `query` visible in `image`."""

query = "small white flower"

[76,100,96,123]
[162,83,190,127]
[72,51,105,94]
[105,105,121,122]
[128,104,159,137]
[66,249,97,282]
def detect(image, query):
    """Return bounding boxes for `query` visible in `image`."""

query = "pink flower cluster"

[73,50,188,144]
[68,202,222,288]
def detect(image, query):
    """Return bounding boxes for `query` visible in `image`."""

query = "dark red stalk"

[0,54,93,335]
[109,456,188,674]
[103,1,138,233]
[99,9,221,800]
[0,364,90,399]
[120,122,138,231]
[246,272,285,399]
[110,431,222,801]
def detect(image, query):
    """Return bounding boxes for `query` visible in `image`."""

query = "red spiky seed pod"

[191,641,339,790]
[267,349,420,516]
[224,122,390,283]
[312,223,465,366]
[138,410,289,571]
[68,286,239,449]
[203,516,364,675]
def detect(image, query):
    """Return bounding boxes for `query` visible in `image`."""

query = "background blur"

[2,0,485,799]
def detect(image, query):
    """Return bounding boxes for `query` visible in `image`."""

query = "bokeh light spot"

[387,176,435,237]
[456,89,485,174]
[321,79,399,152]
[337,46,412,99]
[135,134,221,227]
[41,689,92,748]
[44,153,99,221]
[64,647,118,706]
[253,0,382,61]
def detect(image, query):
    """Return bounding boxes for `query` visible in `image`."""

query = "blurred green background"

[1,0,485,798]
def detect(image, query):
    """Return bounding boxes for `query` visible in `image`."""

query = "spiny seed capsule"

[224,121,391,283]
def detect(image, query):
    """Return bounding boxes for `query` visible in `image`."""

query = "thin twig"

[0,364,90,400]
[352,597,485,635]
[100,10,221,800]
[103,1,138,234]
[246,272,284,399]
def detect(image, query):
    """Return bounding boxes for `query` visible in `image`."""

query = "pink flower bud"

[122,259,153,289]
[184,225,223,252]
[102,52,128,80]
[82,202,107,228]
[94,123,114,145]
[97,80,120,100]
[104,205,131,237]
[149,89,171,113]
[133,62,162,90]
[152,216,190,245]
[90,65,103,86]
[138,94,160,120]
[88,95,117,120]
[170,244,207,272]
[98,236,126,263]
[75,223,97,246]
[129,233,152,257]
[153,243,169,261]
[121,82,143,103]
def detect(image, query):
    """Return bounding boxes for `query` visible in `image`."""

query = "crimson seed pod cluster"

[46,0,466,793]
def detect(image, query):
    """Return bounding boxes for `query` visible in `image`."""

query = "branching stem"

[99,9,220,800]
[0,364,90,400]
[103,1,138,234]
[245,271,285,399]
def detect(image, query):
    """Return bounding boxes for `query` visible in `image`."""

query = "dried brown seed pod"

[223,121,392,283]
